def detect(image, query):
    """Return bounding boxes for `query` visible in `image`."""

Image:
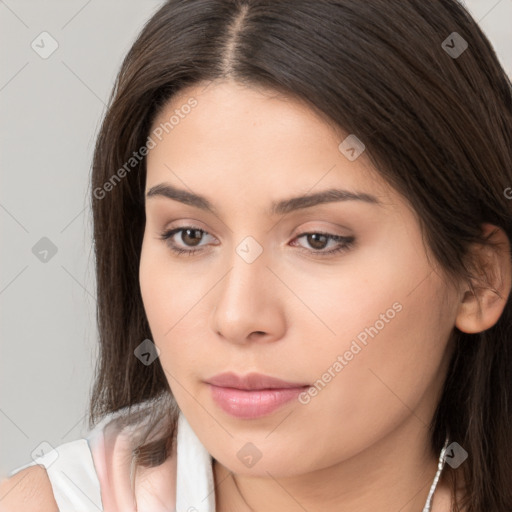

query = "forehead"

[145,80,399,213]
[152,79,343,135]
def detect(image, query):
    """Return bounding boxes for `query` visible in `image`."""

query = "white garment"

[8,407,215,512]
[8,404,446,511]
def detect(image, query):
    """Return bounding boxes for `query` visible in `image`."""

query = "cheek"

[290,238,454,434]
[302,274,454,454]
[139,239,178,352]
[139,241,211,377]
[139,235,196,335]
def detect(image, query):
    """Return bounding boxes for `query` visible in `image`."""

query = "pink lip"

[205,372,310,419]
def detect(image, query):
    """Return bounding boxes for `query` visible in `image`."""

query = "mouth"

[204,372,310,419]
[205,371,310,390]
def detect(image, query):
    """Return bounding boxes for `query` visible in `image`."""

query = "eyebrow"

[145,183,382,216]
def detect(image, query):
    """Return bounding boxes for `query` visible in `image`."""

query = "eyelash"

[158,226,355,258]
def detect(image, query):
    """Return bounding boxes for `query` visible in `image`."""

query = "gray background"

[1,0,511,477]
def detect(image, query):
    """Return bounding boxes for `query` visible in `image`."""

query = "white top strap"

[8,439,103,512]
[175,412,216,512]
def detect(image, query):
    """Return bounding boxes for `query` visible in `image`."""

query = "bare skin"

[139,79,511,511]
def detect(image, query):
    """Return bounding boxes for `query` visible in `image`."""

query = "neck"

[213,416,447,512]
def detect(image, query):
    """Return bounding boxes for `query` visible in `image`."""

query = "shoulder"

[0,398,177,512]
[0,465,58,512]
[1,435,102,511]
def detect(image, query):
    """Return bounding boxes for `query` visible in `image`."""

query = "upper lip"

[205,372,309,390]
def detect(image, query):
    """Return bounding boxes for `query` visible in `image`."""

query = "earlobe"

[455,223,512,334]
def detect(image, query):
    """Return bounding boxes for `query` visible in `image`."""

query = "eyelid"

[289,220,353,238]
[163,221,351,243]
[164,225,217,244]
[159,223,355,258]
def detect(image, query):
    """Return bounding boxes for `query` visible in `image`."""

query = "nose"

[210,240,286,345]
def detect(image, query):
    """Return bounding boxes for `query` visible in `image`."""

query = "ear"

[455,223,512,334]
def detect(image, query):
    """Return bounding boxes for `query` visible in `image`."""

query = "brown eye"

[159,226,215,255]
[180,228,204,247]
[305,233,329,250]
[292,231,355,257]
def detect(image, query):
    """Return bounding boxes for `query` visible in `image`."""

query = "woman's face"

[140,79,460,477]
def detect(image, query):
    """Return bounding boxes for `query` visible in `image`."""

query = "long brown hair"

[88,1,512,509]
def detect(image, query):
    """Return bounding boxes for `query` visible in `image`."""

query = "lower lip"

[208,384,309,419]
